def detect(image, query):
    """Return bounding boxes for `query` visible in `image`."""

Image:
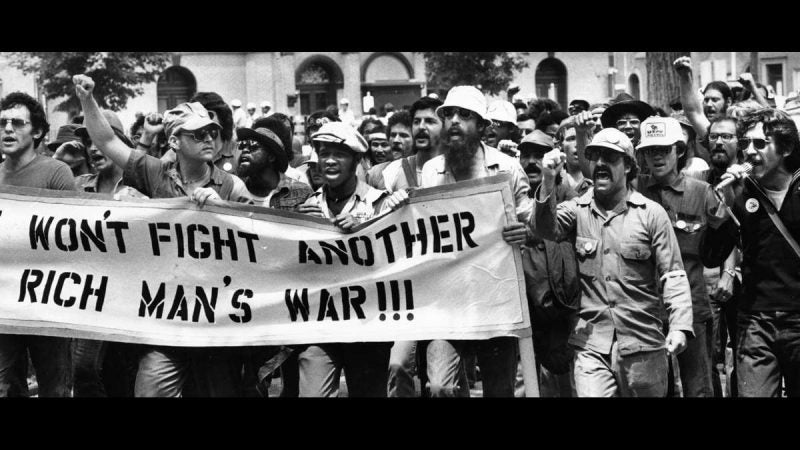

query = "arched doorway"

[296,56,344,115]
[157,66,197,112]
[535,58,567,109]
[629,74,641,100]
[361,52,419,114]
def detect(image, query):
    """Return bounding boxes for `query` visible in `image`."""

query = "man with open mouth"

[532,127,693,397]
[702,107,800,397]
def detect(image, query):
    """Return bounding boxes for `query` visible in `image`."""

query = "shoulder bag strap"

[401,156,418,189]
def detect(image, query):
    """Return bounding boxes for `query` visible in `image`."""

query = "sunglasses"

[238,140,263,151]
[641,146,673,157]
[181,128,219,142]
[615,118,641,128]
[737,138,767,151]
[585,147,623,163]
[708,133,735,142]
[441,107,476,121]
[0,118,31,129]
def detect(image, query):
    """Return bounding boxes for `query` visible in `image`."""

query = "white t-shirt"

[764,186,789,211]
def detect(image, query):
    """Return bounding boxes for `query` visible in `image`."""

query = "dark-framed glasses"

[441,107,476,120]
[182,128,219,142]
[708,133,735,142]
[641,146,672,158]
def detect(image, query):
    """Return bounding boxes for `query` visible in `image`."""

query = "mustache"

[592,166,613,179]
[414,131,430,139]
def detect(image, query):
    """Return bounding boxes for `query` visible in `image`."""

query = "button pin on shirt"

[676,219,686,230]
[584,242,593,252]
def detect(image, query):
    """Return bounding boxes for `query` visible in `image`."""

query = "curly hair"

[0,91,50,148]
[409,96,443,122]
[129,114,145,137]
[738,107,800,172]
[387,110,412,131]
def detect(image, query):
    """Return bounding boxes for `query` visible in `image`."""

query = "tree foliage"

[423,52,529,95]
[3,52,172,114]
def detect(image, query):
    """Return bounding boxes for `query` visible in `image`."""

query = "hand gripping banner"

[0,174,530,346]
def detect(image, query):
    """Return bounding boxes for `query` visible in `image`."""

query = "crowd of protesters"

[1,54,800,398]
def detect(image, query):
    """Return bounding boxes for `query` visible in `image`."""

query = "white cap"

[486,100,517,124]
[231,99,242,108]
[636,116,684,150]
[340,98,349,105]
[246,102,256,110]
[435,85,490,123]
[260,101,272,109]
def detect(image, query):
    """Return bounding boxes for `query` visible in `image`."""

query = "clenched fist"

[73,74,95,100]
[673,56,693,77]
[541,148,566,187]
[574,111,596,132]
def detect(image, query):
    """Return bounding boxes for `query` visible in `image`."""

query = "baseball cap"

[586,128,635,159]
[636,116,683,150]
[517,129,554,155]
[231,99,242,108]
[163,102,221,139]
[311,121,368,154]
[260,101,272,109]
[237,126,289,173]
[75,110,133,148]
[486,100,517,125]
[436,86,491,124]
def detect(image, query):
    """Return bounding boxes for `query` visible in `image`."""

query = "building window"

[628,74,640,100]
[157,66,197,112]
[535,58,568,109]
[296,56,344,116]
[361,53,419,115]
[765,62,785,97]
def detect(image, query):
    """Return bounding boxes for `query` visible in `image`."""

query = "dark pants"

[72,339,138,397]
[736,311,800,397]
[711,294,739,397]
[471,337,519,397]
[134,346,245,397]
[0,334,72,397]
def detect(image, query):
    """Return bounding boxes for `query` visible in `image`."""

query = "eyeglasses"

[238,140,263,151]
[737,137,767,151]
[641,146,673,157]
[181,128,219,142]
[440,107,476,121]
[585,147,623,163]
[708,133,735,142]
[615,118,641,128]
[0,118,31,129]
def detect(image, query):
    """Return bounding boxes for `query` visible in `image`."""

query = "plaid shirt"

[247,173,314,211]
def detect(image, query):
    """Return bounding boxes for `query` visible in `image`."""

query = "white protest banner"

[0,174,530,347]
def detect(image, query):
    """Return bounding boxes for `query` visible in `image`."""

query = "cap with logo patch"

[636,116,684,150]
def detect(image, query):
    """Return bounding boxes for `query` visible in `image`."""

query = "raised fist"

[738,72,756,90]
[542,148,566,182]
[73,74,95,100]
[574,111,596,131]
[673,56,693,76]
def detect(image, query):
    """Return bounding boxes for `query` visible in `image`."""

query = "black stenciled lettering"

[375,224,398,263]
[237,231,259,263]
[79,219,106,252]
[212,226,238,261]
[317,289,339,321]
[348,236,374,266]
[167,285,189,321]
[284,288,310,321]
[229,289,253,323]
[54,218,79,252]
[29,215,54,250]
[139,281,166,318]
[187,224,211,259]
[53,272,80,307]
[298,241,322,264]
[459,212,478,249]
[400,219,427,258]
[105,221,129,253]
[193,286,217,323]
[348,285,367,319]
[436,215,453,253]
[79,274,108,312]
[148,223,171,256]
[319,240,349,265]
[41,270,56,304]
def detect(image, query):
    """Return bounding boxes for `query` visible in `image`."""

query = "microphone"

[715,162,753,192]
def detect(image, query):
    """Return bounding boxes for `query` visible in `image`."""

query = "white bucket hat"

[436,85,491,124]
[486,100,517,125]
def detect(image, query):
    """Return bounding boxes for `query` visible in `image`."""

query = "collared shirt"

[214,139,241,175]
[124,149,250,201]
[301,180,390,222]
[637,173,724,323]
[420,143,532,222]
[532,187,694,356]
[75,172,149,199]
[382,155,423,192]
[246,173,314,211]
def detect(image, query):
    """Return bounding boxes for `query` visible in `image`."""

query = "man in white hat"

[260,101,273,118]
[245,102,258,127]
[418,85,533,397]
[533,127,694,397]
[635,116,725,397]
[294,121,407,397]
[338,98,357,128]
[231,99,248,129]
[485,100,520,156]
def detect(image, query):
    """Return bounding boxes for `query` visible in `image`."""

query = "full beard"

[444,133,481,176]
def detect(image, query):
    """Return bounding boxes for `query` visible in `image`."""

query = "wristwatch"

[723,268,736,278]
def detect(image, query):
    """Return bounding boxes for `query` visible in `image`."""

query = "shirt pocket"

[618,241,653,284]
[575,236,600,278]
[672,217,705,258]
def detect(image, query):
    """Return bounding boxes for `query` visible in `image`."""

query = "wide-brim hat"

[75,110,133,148]
[436,85,492,125]
[600,100,655,129]
[47,124,83,152]
[237,126,290,173]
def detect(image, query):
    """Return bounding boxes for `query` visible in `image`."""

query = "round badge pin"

[583,242,593,252]
[675,219,686,230]
[223,162,233,172]
[745,198,759,213]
